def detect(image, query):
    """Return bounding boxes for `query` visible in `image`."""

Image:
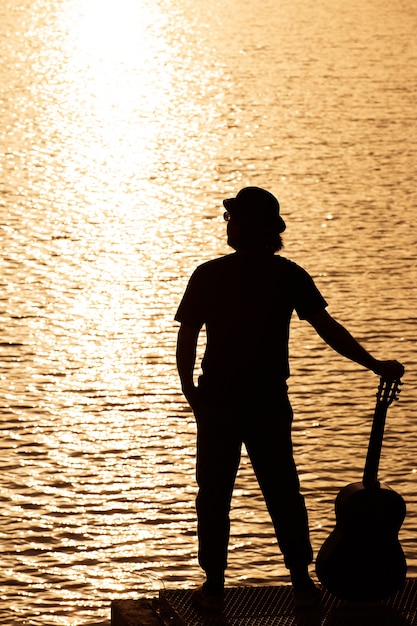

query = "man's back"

[175,251,327,400]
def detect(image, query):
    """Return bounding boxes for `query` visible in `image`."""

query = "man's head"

[223,186,285,252]
[223,186,286,233]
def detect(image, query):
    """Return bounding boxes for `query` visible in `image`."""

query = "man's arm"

[307,309,405,380]
[176,323,201,405]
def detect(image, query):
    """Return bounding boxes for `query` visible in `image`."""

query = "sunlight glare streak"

[52,0,175,203]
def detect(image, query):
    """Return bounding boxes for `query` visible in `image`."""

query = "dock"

[111,578,417,625]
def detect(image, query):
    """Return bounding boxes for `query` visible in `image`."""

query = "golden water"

[0,0,416,623]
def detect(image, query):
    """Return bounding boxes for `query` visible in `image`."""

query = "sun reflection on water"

[1,0,416,623]
[28,0,179,218]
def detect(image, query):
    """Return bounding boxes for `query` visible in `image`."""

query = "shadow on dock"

[111,578,417,626]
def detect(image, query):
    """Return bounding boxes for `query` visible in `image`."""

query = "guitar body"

[316,480,407,601]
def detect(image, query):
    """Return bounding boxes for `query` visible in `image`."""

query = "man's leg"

[243,398,313,574]
[194,402,242,592]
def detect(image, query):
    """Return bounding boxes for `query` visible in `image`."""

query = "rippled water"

[1,0,416,623]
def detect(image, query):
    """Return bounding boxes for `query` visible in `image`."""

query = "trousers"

[193,389,313,576]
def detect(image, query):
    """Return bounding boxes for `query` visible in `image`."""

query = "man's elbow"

[307,309,335,333]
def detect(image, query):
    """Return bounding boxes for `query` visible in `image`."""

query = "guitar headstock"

[376,377,403,408]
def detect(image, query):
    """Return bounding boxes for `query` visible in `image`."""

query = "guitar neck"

[363,404,387,488]
[362,379,400,489]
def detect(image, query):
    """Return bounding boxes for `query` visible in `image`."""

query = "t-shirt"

[175,252,327,400]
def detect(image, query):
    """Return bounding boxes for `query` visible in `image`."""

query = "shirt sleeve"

[293,265,328,320]
[174,266,206,328]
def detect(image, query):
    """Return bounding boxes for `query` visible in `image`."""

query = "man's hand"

[372,359,405,381]
[182,384,199,408]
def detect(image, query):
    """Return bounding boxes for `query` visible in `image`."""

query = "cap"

[223,186,286,233]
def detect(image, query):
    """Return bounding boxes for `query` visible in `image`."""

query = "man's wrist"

[367,357,379,374]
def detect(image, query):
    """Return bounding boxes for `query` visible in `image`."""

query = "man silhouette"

[175,186,404,610]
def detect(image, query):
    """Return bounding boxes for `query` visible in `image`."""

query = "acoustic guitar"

[315,378,407,602]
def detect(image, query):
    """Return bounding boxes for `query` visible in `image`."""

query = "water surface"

[0,0,416,623]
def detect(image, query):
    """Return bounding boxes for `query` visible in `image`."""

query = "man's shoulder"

[268,255,309,279]
[272,255,298,269]
[193,253,237,274]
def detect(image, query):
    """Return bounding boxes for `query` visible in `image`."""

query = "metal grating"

[159,579,417,626]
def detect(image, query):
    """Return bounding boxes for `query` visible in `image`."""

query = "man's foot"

[290,568,321,609]
[292,582,321,609]
[191,584,224,612]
